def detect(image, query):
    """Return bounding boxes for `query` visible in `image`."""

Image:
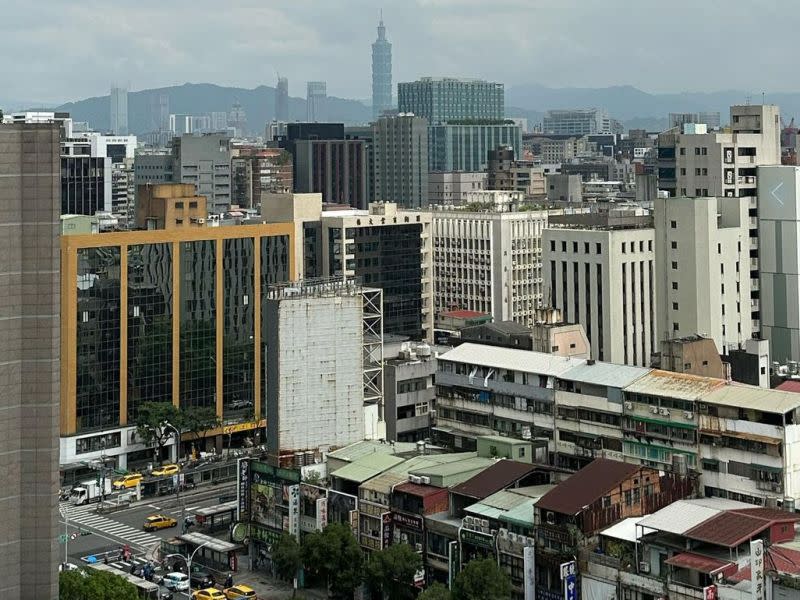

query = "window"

[671,261,678,270]
[684,363,692,369]
[175,202,184,209]
[551,345,559,352]
[673,322,680,331]
[561,241,566,252]
[648,240,653,251]
[550,240,555,251]
[584,242,589,253]
[672,281,678,290]
[701,147,708,155]
[680,147,686,155]
[639,241,644,252]
[702,168,708,175]
[702,360,709,366]
[694,148,701,155]
[695,188,702,196]
[670,220,677,229]
[622,243,626,254]
[573,242,578,253]
[680,168,686,175]
[695,168,701,176]
[189,201,198,208]
[671,241,678,249]
[672,302,679,310]
[518,447,526,458]
[596,243,601,254]
[718,243,722,254]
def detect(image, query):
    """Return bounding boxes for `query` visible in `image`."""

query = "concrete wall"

[266,294,364,454]
[0,123,61,600]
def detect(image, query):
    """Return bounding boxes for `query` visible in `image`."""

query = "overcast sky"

[1,0,793,105]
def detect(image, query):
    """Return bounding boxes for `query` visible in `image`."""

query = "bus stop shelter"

[194,500,238,533]
[177,532,244,573]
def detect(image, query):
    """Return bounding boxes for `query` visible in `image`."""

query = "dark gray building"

[294,139,368,209]
[135,134,232,214]
[0,122,61,600]
[397,77,504,125]
[275,76,289,122]
[373,114,428,208]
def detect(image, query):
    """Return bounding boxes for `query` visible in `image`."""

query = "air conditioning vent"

[659,408,670,417]
[650,406,659,414]
[684,411,694,420]
[624,402,633,410]
[639,561,650,573]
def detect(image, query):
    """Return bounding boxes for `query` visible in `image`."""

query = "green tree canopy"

[417,582,452,600]
[302,522,363,598]
[60,569,139,600]
[273,533,303,585]
[451,558,511,600]
[182,405,221,442]
[365,543,422,600]
[135,401,182,464]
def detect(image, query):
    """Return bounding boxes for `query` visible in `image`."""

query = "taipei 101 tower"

[371,12,392,119]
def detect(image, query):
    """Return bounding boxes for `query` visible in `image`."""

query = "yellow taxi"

[142,514,177,531]
[224,585,257,599]
[112,473,143,490]
[192,589,226,600]
[151,464,180,477]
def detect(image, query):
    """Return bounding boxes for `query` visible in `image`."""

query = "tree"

[182,404,221,456]
[451,558,511,600]
[302,522,363,598]
[365,543,422,600]
[273,533,303,594]
[417,583,452,600]
[135,401,183,465]
[60,568,139,600]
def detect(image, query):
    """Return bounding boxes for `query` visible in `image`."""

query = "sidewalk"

[227,570,329,599]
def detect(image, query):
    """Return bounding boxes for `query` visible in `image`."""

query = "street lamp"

[164,540,212,598]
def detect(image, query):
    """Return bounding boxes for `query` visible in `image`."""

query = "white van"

[162,572,189,591]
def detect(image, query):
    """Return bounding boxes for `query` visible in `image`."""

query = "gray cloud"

[1,0,796,105]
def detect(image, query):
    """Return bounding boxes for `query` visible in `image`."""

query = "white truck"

[69,479,113,505]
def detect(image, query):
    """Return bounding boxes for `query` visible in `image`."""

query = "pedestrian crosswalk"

[59,502,161,549]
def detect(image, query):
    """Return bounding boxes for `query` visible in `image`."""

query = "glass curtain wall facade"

[62,225,294,436]
[259,235,290,419]
[76,247,121,431]
[127,243,173,422]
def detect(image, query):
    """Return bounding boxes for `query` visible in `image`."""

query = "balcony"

[667,581,704,599]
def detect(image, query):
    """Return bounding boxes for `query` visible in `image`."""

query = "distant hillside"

[506,83,800,124]
[54,83,373,135]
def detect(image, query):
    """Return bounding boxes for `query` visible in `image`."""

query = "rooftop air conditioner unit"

[420,476,431,485]
[659,408,670,417]
[684,411,694,420]
[650,406,659,414]
[409,475,422,484]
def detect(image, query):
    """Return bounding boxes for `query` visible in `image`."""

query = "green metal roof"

[409,456,494,479]
[464,485,553,527]
[326,440,419,463]
[330,453,406,483]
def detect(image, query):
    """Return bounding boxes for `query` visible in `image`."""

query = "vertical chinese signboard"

[750,539,764,600]
[288,484,300,541]
[523,546,536,600]
[237,458,250,520]
[315,497,328,531]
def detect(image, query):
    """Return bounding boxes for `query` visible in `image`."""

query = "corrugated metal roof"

[664,552,735,575]
[685,508,800,548]
[637,498,752,535]
[465,488,545,526]
[440,309,489,319]
[451,460,539,500]
[535,458,639,516]
[393,481,445,498]
[623,369,726,401]
[409,457,495,479]
[600,517,654,543]
[438,343,584,377]
[702,383,800,414]
[326,440,419,463]
[561,362,651,389]
[360,453,480,494]
[330,454,406,483]
[776,380,800,394]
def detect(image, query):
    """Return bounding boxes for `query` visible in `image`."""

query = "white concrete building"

[428,171,486,205]
[543,223,656,366]
[264,280,370,457]
[758,165,800,362]
[654,195,753,354]
[432,207,548,326]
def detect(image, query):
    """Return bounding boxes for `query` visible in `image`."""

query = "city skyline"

[2,0,798,105]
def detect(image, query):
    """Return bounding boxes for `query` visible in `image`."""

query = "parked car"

[162,572,189,591]
[143,514,177,531]
[224,584,257,599]
[190,571,215,589]
[192,587,225,600]
[151,464,180,477]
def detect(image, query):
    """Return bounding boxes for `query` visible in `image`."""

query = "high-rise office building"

[542,109,611,136]
[293,138,368,209]
[0,122,61,599]
[110,85,129,135]
[398,77,504,125]
[59,221,293,469]
[373,114,428,208]
[543,215,657,366]
[229,100,247,137]
[275,76,289,122]
[371,16,392,119]
[428,122,521,172]
[654,195,753,355]
[433,205,549,326]
[307,81,327,122]
[263,195,434,341]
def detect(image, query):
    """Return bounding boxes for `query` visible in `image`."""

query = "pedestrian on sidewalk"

[225,573,233,588]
